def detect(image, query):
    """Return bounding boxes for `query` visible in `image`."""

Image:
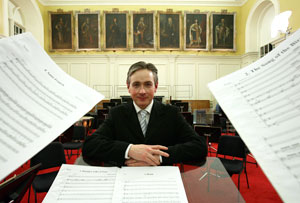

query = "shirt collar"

[133,100,154,114]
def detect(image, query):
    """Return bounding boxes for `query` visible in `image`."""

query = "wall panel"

[56,63,68,73]
[198,64,217,101]
[176,63,196,99]
[51,54,255,105]
[70,63,88,85]
[218,64,241,78]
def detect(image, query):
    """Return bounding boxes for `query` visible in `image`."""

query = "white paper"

[112,166,188,203]
[208,29,300,203]
[43,164,117,203]
[43,165,188,203]
[0,33,104,180]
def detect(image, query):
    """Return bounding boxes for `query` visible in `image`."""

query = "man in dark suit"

[82,61,207,166]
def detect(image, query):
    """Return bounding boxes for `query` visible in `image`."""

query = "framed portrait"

[211,12,236,51]
[184,12,209,51]
[104,11,129,50]
[49,11,73,51]
[131,11,156,50]
[158,11,182,50]
[75,10,100,51]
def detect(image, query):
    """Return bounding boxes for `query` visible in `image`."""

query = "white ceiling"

[38,0,248,6]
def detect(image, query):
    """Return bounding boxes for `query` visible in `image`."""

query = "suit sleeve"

[162,107,207,165]
[82,108,129,166]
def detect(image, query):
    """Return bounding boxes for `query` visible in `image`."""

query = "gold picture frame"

[49,10,73,51]
[75,10,101,51]
[104,10,129,50]
[131,10,156,51]
[158,11,182,50]
[210,12,236,51]
[184,11,209,51]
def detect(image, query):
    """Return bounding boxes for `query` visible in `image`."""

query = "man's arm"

[161,106,207,165]
[82,110,129,166]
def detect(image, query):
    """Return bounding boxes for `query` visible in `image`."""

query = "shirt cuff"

[125,144,132,159]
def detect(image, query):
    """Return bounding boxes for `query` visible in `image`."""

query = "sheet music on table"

[0,33,104,180]
[208,29,300,203]
[43,164,188,203]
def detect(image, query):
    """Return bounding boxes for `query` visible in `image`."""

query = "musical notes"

[0,33,104,180]
[43,165,188,203]
[208,29,300,202]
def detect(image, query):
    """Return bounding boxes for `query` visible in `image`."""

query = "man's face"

[127,69,157,109]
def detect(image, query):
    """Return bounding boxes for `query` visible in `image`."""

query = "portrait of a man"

[104,12,128,50]
[76,12,100,50]
[158,12,181,50]
[184,12,208,50]
[211,12,236,51]
[49,11,73,51]
[132,12,155,50]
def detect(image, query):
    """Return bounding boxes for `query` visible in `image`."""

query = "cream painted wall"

[279,0,300,31]
[0,0,9,36]
[0,0,3,34]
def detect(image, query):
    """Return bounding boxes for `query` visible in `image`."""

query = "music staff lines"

[0,62,64,119]
[234,63,300,127]
[0,100,41,144]
[0,88,49,133]
[240,63,299,98]
[15,57,77,110]
[239,45,300,86]
[12,58,74,114]
[265,126,300,141]
[252,91,300,126]
[236,53,299,95]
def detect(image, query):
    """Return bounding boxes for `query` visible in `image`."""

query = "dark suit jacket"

[82,100,207,166]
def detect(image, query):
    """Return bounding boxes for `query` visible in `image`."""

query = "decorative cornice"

[38,0,248,7]
[50,54,244,60]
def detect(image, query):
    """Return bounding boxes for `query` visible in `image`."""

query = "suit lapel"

[145,101,165,139]
[123,102,145,142]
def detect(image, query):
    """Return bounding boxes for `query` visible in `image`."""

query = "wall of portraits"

[49,9,236,52]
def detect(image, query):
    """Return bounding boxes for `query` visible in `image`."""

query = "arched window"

[8,0,25,35]
[245,0,280,53]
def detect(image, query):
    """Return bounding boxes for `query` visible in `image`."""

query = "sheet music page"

[208,29,300,203]
[112,166,188,203]
[43,164,118,203]
[44,165,187,203]
[0,33,104,180]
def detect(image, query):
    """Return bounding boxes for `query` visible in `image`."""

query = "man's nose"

[139,86,146,93]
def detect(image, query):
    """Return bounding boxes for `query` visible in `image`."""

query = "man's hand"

[128,144,169,166]
[125,156,160,166]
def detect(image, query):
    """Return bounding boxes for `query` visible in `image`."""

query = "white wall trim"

[50,54,242,60]
[38,0,248,6]
[2,0,9,36]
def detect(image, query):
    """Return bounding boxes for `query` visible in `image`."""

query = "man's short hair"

[126,61,158,85]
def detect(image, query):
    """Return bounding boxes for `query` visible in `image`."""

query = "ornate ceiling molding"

[38,0,248,6]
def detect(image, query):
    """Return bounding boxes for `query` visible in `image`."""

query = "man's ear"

[154,83,158,92]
